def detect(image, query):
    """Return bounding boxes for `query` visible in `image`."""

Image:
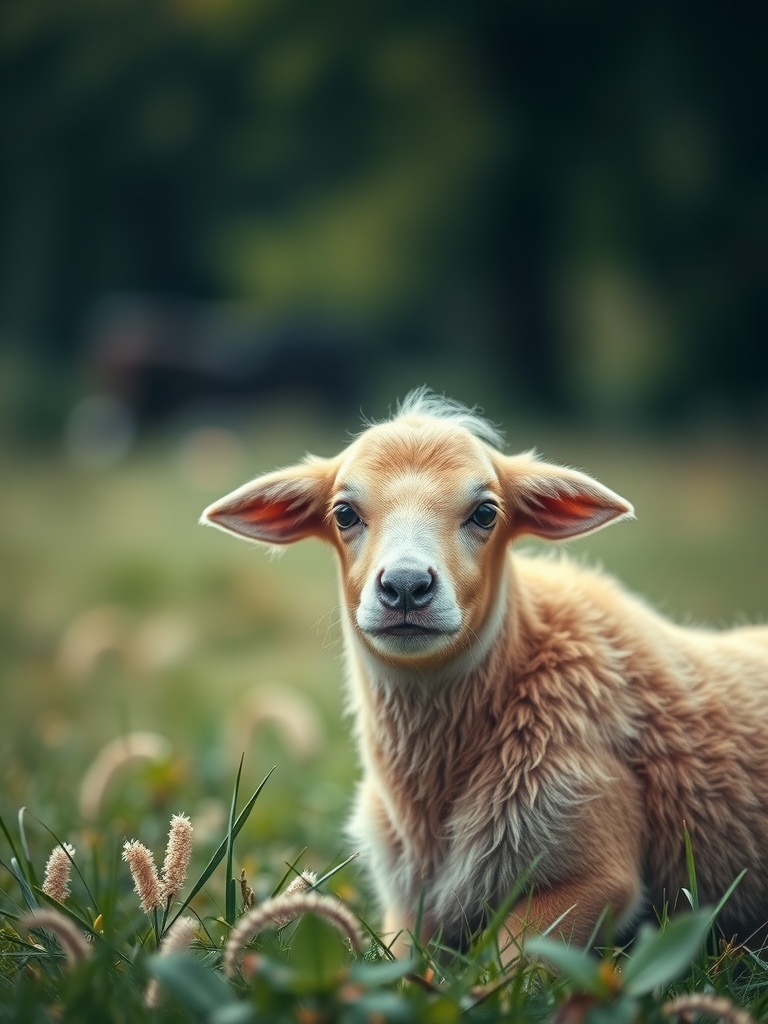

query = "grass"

[3,776,768,1024]
[2,415,768,1021]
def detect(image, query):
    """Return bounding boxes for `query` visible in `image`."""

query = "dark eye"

[333,503,361,530]
[469,503,498,529]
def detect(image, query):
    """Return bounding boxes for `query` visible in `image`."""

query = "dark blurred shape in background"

[1,1,766,447]
[84,293,362,422]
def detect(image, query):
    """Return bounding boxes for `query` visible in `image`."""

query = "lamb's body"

[203,389,768,952]
[349,554,768,946]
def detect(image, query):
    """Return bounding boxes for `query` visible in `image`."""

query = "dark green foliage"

[1,2,766,433]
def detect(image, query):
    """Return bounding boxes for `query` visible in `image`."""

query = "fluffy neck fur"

[343,558,537,860]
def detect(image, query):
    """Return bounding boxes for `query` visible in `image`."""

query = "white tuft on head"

[365,386,505,450]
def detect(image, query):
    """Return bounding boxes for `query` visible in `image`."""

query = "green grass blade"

[469,859,539,964]
[355,911,397,960]
[32,890,134,965]
[0,873,31,917]
[0,813,23,881]
[266,850,362,930]
[413,886,427,952]
[708,870,746,932]
[585,905,611,949]
[225,754,245,925]
[683,823,699,911]
[226,876,237,928]
[17,809,34,880]
[270,848,307,897]
[9,858,37,911]
[309,851,360,892]
[168,765,276,927]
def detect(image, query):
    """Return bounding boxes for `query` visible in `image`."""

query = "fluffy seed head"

[79,731,171,821]
[41,843,76,903]
[283,869,318,897]
[161,813,193,902]
[122,839,163,913]
[21,909,91,968]
[662,993,755,1024]
[224,890,365,977]
[270,870,319,926]
[239,868,255,910]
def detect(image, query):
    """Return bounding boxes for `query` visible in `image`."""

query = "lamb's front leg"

[351,781,424,958]
[498,775,644,965]
[499,870,641,965]
[382,908,416,958]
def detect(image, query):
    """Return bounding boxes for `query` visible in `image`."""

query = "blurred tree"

[0,0,765,428]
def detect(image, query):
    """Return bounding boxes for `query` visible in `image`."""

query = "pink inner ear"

[239,496,305,526]
[237,495,322,540]
[518,489,627,539]
[205,493,324,543]
[539,492,602,522]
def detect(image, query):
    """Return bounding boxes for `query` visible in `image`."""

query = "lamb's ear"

[501,452,634,541]
[200,457,334,545]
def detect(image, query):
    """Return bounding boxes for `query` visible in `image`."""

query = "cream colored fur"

[202,389,768,957]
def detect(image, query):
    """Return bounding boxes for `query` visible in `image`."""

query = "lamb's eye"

[333,503,361,530]
[470,503,498,529]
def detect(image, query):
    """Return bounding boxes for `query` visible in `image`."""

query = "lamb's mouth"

[366,622,457,639]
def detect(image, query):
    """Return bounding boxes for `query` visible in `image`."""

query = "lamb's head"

[201,390,633,671]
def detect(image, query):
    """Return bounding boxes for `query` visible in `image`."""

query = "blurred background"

[1,1,766,894]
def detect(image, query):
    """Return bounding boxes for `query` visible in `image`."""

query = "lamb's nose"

[377,566,436,611]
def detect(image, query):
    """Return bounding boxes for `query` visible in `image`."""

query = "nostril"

[377,568,402,609]
[409,570,435,608]
[377,566,436,611]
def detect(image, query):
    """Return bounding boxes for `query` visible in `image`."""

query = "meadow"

[2,411,768,1022]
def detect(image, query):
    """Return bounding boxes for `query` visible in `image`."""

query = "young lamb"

[201,388,768,957]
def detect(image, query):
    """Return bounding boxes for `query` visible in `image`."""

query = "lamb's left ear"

[200,457,335,545]
[501,452,634,541]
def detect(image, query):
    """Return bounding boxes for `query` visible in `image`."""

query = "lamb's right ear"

[499,451,634,541]
[200,457,335,545]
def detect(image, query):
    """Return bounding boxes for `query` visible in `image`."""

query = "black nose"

[377,565,436,611]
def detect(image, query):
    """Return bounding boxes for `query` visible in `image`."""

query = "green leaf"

[149,951,236,1015]
[289,912,350,990]
[209,1004,258,1024]
[526,936,601,992]
[353,989,414,1022]
[587,996,637,1024]
[622,909,712,996]
[349,957,417,986]
[422,997,462,1023]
